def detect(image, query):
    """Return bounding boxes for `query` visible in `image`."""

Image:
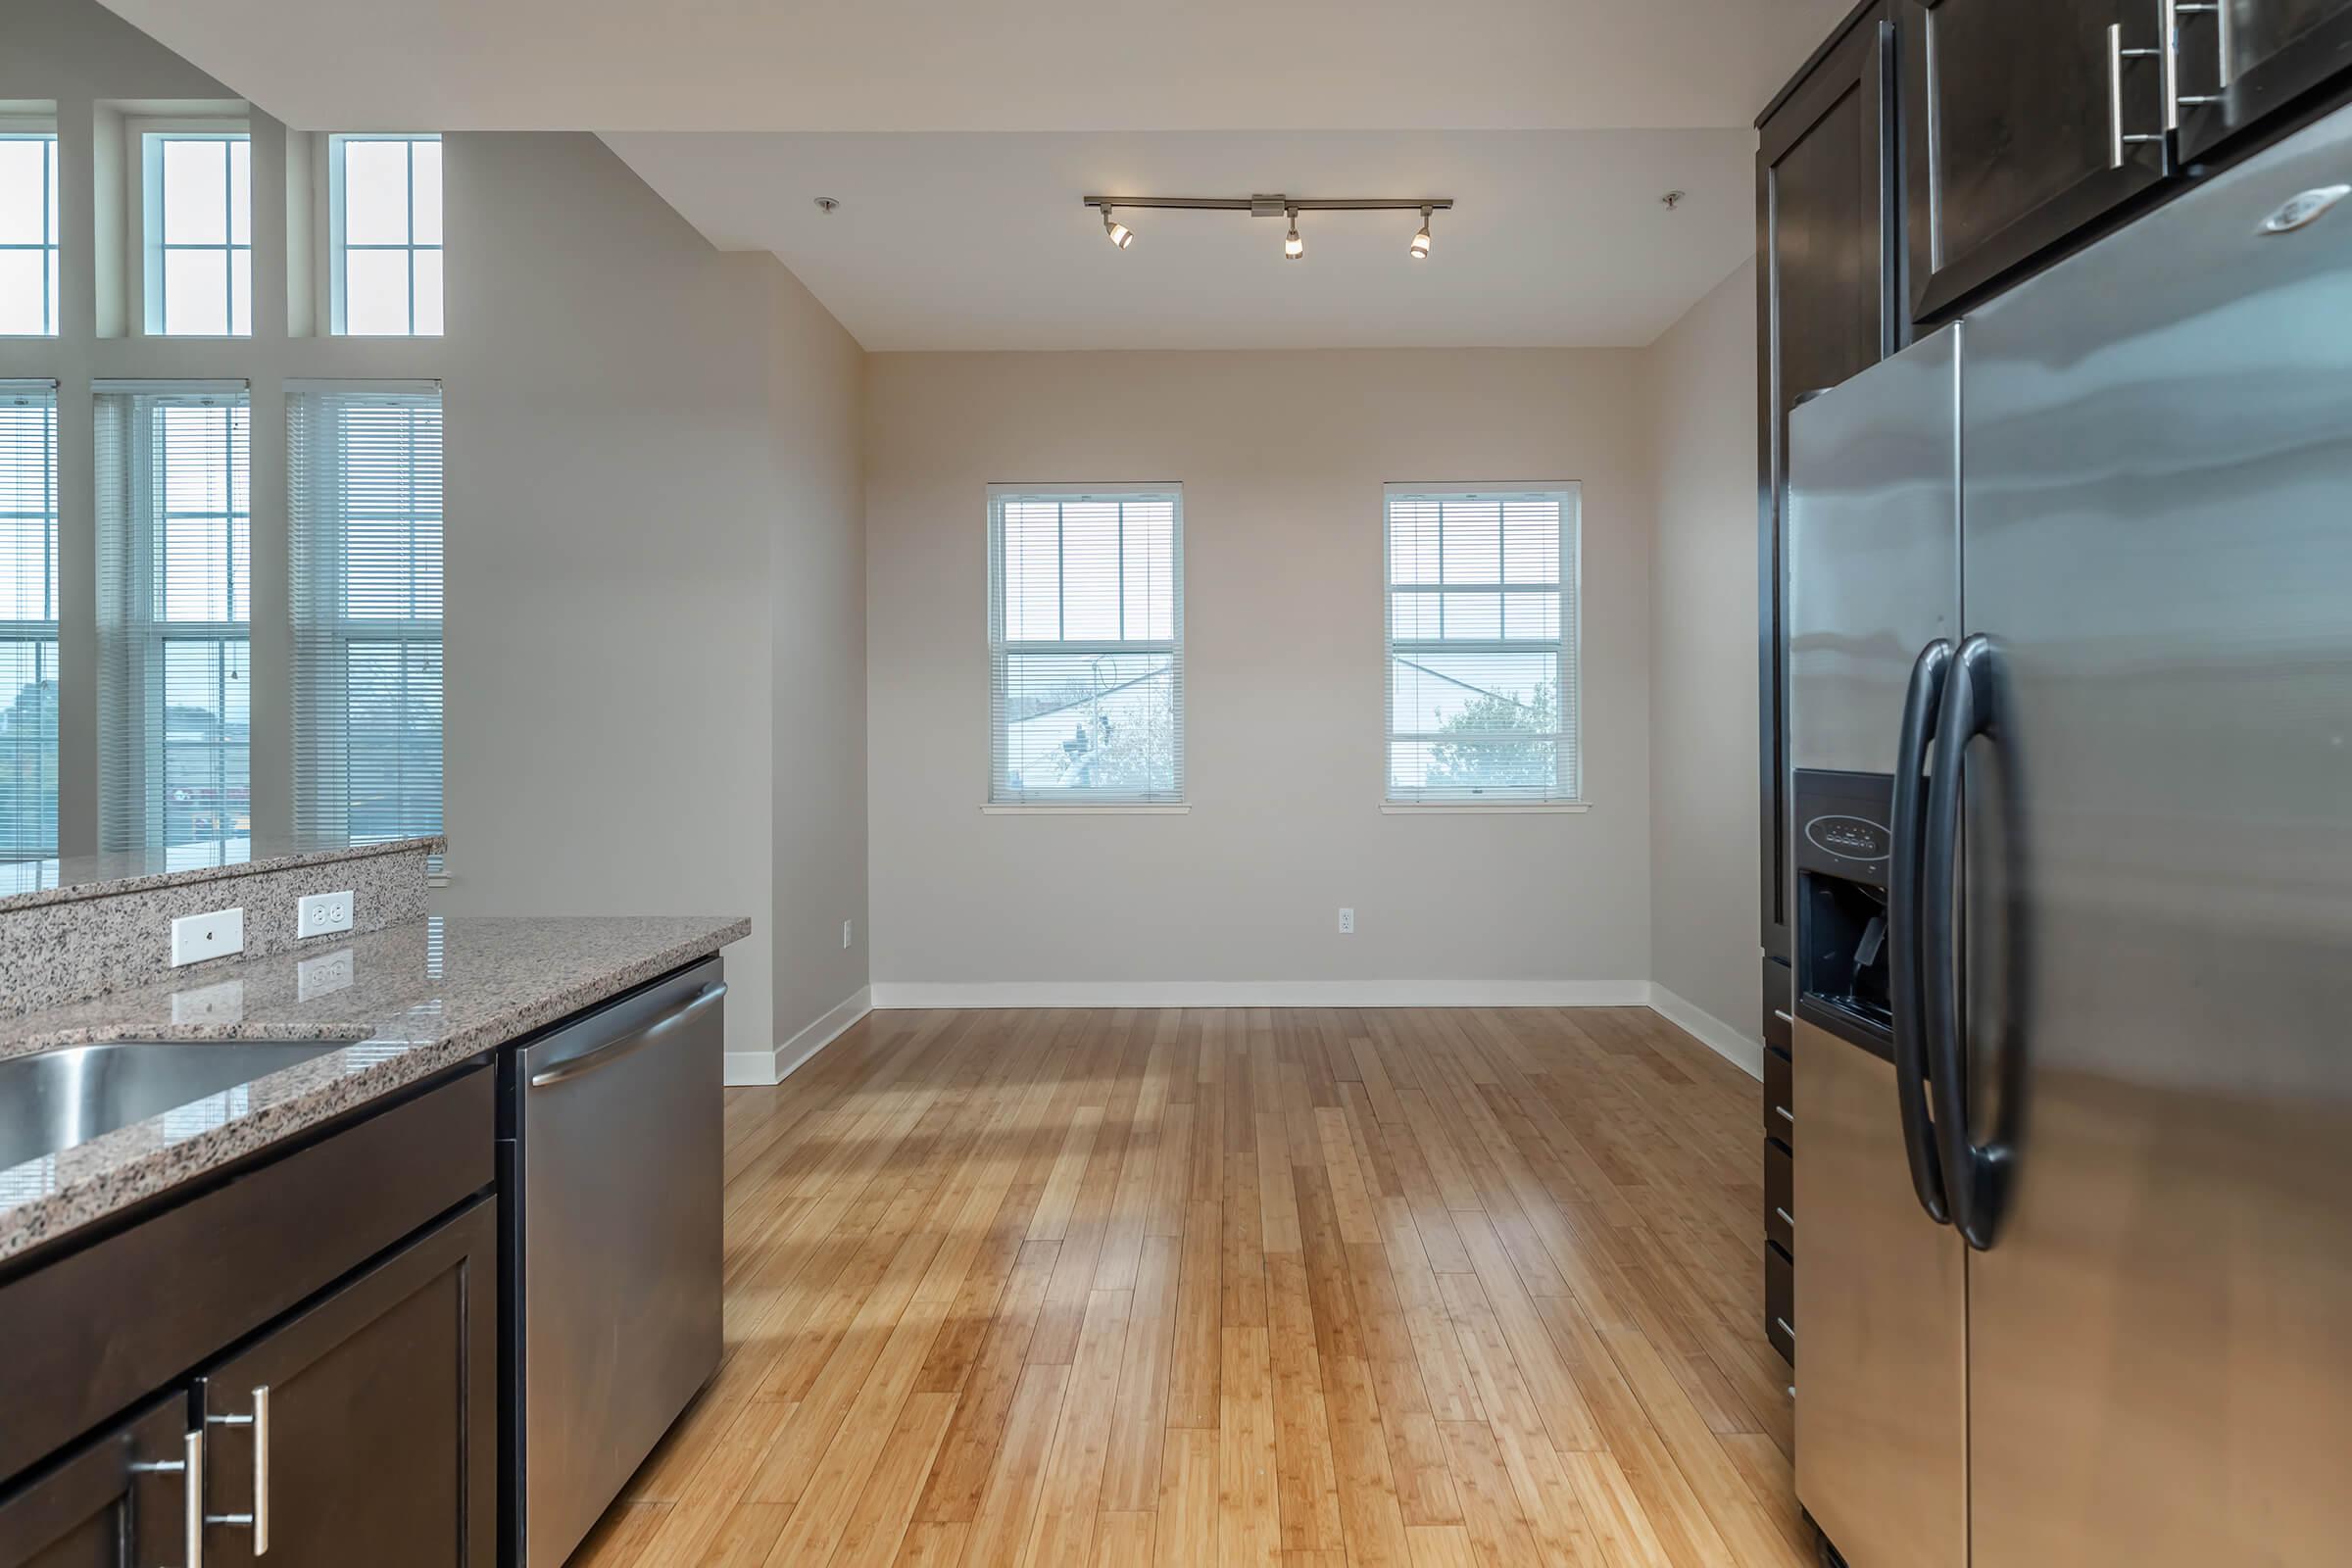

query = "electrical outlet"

[842,918,854,951]
[172,978,244,1025]
[1338,907,1355,934]
[170,906,245,966]
[296,890,356,940]
[299,947,355,1001]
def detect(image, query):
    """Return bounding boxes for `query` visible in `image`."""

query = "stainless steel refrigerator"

[1783,97,2352,1568]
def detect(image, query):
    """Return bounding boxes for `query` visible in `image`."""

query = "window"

[1385,486,1581,805]
[146,130,251,335]
[0,130,59,335]
[0,381,57,858]
[96,382,251,853]
[331,135,441,336]
[986,485,1183,805]
[289,383,443,846]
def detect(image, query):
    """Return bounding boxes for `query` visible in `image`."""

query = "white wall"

[864,349,1654,1000]
[1644,259,1761,1051]
[5,0,873,1070]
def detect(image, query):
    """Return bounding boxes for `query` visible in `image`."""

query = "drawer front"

[1767,1240,1796,1365]
[1765,1047,1794,1144]
[1766,1138,1796,1257]
[0,1064,493,1483]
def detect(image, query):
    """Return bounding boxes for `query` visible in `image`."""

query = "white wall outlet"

[172,978,244,1025]
[299,947,356,1001]
[842,918,854,950]
[170,906,245,966]
[1338,906,1355,934]
[297,889,356,940]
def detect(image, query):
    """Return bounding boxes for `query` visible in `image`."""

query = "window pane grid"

[1385,488,1580,804]
[0,133,60,336]
[155,135,251,337]
[336,136,442,336]
[988,488,1183,804]
[1,381,58,858]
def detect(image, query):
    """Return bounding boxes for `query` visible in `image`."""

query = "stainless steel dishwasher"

[501,957,725,1568]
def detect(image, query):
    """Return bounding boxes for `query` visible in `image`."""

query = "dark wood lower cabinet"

[198,1198,499,1568]
[0,1398,189,1568]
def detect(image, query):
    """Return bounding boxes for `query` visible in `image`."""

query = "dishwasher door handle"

[528,983,728,1089]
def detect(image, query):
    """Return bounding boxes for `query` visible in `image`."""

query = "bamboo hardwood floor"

[569,1006,1806,1568]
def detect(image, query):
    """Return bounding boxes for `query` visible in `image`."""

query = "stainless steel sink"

[0,1040,350,1170]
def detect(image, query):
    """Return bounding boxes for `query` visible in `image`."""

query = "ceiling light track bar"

[1083,196,1453,212]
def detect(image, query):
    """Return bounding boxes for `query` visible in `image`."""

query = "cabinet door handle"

[1776,1316,1796,1342]
[203,1387,269,1550]
[1775,1205,1796,1230]
[1771,1008,1794,1025]
[1774,1103,1795,1126]
[2175,0,2229,102]
[2109,22,2168,167]
[130,1429,205,1567]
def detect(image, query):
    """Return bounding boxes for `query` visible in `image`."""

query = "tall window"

[146,131,251,336]
[289,383,443,845]
[0,381,57,858]
[96,382,251,853]
[332,135,442,336]
[986,485,1183,805]
[0,130,59,336]
[1385,486,1581,804]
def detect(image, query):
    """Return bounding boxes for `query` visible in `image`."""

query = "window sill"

[1381,802,1591,814]
[982,804,1191,815]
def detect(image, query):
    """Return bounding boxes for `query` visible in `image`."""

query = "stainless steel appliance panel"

[1791,1018,1968,1568]
[1956,103,2352,1567]
[516,959,724,1568]
[1788,325,1965,778]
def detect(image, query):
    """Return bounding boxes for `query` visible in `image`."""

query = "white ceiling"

[603,129,1757,350]
[95,0,1848,350]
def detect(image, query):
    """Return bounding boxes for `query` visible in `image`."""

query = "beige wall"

[1644,259,1761,1045]
[864,349,1655,996]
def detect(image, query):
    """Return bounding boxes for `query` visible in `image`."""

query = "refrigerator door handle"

[1924,633,2008,1250]
[1888,638,1955,1225]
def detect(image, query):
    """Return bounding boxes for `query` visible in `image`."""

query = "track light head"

[1410,206,1433,260]
[1101,206,1134,249]
[1284,208,1304,261]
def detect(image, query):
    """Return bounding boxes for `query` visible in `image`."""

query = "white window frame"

[327,133,442,337]
[1382,483,1585,811]
[985,482,1187,809]
[137,119,253,337]
[0,379,59,859]
[0,118,60,337]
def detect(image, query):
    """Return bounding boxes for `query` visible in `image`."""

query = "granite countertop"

[0,911,749,1264]
[0,834,448,912]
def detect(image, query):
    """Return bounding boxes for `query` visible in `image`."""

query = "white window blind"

[0,131,60,335]
[289,382,443,847]
[96,381,252,853]
[331,135,443,336]
[0,381,58,858]
[1385,486,1581,804]
[987,485,1183,804]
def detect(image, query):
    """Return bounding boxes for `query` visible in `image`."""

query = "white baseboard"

[868,979,1653,1009]
[1645,983,1765,1080]
[724,984,873,1087]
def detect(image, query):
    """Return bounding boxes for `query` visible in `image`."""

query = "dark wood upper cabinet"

[198,1199,498,1568]
[1756,6,1900,968]
[2178,0,2352,161]
[1901,0,2172,318]
[0,1399,189,1568]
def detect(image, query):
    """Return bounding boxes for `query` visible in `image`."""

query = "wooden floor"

[570,1006,1806,1568]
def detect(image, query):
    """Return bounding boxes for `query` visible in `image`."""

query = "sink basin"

[0,1040,350,1171]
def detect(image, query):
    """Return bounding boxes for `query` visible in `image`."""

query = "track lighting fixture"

[1082,194,1452,263]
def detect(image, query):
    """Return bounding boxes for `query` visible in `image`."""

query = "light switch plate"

[297,889,355,940]
[171,906,245,966]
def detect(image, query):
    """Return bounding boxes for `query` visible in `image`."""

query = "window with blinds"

[289,383,443,846]
[1385,486,1582,805]
[986,485,1184,805]
[1,381,58,859]
[95,381,252,853]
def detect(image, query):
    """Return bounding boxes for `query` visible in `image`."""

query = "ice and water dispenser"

[1793,769,1896,1045]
